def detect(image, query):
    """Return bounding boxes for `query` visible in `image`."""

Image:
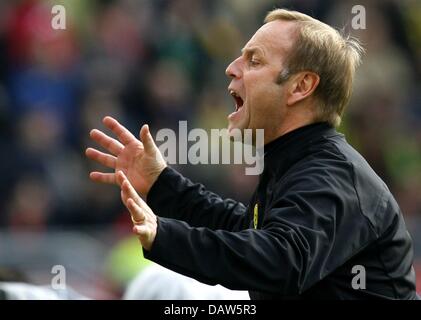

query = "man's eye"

[249,60,260,67]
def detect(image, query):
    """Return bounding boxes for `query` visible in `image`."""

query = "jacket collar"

[261,122,338,178]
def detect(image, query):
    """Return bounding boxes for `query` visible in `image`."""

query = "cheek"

[243,70,285,126]
[244,76,266,107]
[245,69,280,100]
[249,84,286,127]
[247,80,282,111]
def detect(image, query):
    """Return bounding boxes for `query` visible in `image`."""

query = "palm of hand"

[86,117,166,197]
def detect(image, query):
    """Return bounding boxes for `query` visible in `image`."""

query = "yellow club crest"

[253,203,258,229]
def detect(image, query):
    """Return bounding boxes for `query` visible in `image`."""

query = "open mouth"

[229,90,244,112]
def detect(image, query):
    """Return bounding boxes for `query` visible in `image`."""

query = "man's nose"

[225,57,242,79]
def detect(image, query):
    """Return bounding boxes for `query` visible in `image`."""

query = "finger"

[103,116,137,146]
[127,198,145,224]
[139,124,156,153]
[117,171,136,205]
[133,224,148,236]
[122,178,142,206]
[115,170,126,187]
[86,148,117,169]
[119,173,151,214]
[90,129,124,155]
[89,172,116,184]
[118,171,132,204]
[120,190,128,207]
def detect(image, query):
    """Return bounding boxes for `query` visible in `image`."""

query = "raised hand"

[86,116,167,197]
[116,171,157,251]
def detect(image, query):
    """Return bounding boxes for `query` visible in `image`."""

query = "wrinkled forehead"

[244,20,298,59]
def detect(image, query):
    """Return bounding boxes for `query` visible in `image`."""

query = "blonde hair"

[265,9,364,127]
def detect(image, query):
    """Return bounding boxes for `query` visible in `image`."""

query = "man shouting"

[86,9,418,299]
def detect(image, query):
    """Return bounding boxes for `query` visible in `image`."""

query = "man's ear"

[286,71,320,106]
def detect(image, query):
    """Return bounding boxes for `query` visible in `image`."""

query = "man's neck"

[265,117,315,146]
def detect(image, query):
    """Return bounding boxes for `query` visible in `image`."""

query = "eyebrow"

[241,47,264,57]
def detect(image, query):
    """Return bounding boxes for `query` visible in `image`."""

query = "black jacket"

[144,122,418,299]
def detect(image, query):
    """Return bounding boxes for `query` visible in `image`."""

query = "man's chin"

[227,123,264,146]
[227,122,249,142]
[227,123,244,136]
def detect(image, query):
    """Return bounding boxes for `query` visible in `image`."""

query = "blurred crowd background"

[0,0,420,298]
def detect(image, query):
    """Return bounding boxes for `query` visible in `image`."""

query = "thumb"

[139,124,156,153]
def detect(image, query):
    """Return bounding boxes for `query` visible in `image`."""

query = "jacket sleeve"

[146,167,248,231]
[143,165,377,295]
